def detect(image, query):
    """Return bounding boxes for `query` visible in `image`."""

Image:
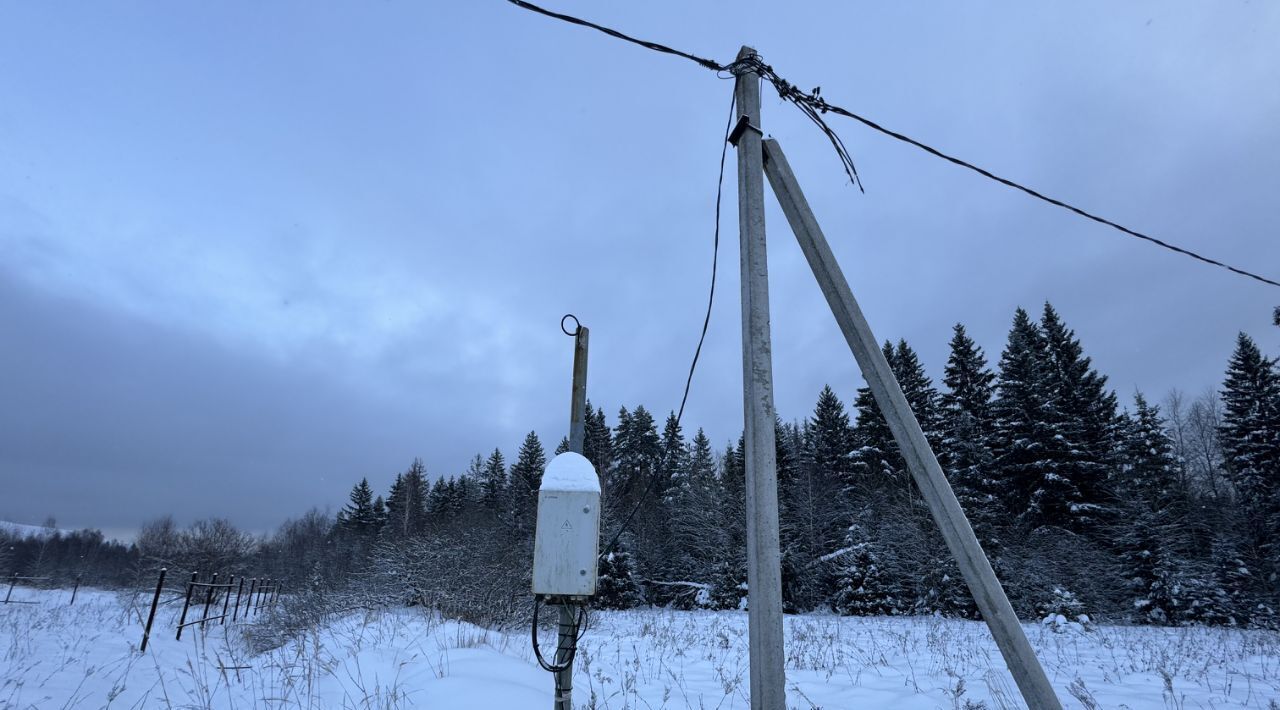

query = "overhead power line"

[504,0,1280,290]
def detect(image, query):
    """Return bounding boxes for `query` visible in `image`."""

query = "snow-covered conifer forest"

[4,303,1279,708]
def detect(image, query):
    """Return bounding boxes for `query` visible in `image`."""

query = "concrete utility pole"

[732,45,787,710]
[761,138,1064,710]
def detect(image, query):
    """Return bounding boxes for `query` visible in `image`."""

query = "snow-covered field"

[2,587,1278,709]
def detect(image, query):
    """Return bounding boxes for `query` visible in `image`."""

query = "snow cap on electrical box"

[540,451,601,493]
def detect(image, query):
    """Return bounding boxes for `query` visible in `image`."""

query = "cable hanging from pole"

[596,86,737,562]
[504,0,1280,290]
[531,597,589,673]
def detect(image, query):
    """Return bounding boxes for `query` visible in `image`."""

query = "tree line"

[311,302,1280,627]
[3,302,1277,628]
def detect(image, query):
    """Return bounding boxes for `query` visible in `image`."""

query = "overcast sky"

[2,1,1277,539]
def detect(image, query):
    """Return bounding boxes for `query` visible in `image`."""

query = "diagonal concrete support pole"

[761,137,1063,710]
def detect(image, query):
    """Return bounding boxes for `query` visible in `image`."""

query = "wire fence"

[2,574,54,605]
[138,568,284,652]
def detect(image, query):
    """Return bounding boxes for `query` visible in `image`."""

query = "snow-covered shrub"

[707,560,746,610]
[914,557,978,619]
[830,534,908,617]
[594,545,645,610]
[1039,587,1092,632]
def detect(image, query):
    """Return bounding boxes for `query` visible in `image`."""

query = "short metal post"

[176,572,197,641]
[5,573,16,604]
[69,575,81,605]
[141,568,166,652]
[233,577,245,621]
[200,572,218,631]
[220,575,234,624]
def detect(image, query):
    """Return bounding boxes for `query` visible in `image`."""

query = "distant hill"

[0,520,69,539]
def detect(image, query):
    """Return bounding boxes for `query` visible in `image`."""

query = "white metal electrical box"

[533,452,601,597]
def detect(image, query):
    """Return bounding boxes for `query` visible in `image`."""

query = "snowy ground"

[2,586,1278,709]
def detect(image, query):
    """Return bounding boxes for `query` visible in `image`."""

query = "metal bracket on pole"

[728,115,763,147]
[760,137,1064,710]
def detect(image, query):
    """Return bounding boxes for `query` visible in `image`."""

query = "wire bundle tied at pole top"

[505,0,1280,290]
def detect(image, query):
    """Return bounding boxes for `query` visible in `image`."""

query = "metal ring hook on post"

[560,314,581,337]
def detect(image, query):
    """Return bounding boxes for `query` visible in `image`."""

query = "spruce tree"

[807,385,855,493]
[426,477,451,523]
[851,341,903,495]
[665,428,720,585]
[612,405,662,500]
[583,402,613,479]
[510,432,547,495]
[608,406,662,574]
[509,431,547,537]
[851,339,942,509]
[639,412,688,586]
[1038,303,1119,533]
[1202,534,1260,626]
[775,418,811,611]
[783,387,852,610]
[480,448,507,512]
[710,436,748,609]
[384,460,429,538]
[1117,393,1191,623]
[893,339,944,449]
[992,308,1071,531]
[455,475,476,517]
[1121,393,1185,514]
[659,412,691,500]
[338,478,377,535]
[1218,332,1280,600]
[466,453,484,480]
[830,524,909,616]
[940,323,1001,543]
[595,539,646,609]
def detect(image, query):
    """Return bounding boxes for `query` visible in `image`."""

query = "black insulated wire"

[597,87,737,562]
[505,0,1280,289]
